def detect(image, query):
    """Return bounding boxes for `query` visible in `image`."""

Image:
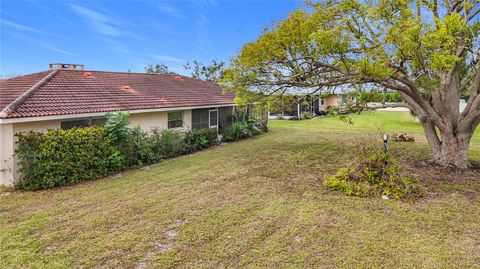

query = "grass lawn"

[1,111,479,268]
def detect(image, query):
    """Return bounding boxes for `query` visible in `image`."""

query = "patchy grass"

[1,111,479,268]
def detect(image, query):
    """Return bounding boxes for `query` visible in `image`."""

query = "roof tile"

[0,70,235,119]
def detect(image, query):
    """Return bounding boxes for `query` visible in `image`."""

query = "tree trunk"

[434,133,472,169]
[420,121,473,169]
[402,68,477,169]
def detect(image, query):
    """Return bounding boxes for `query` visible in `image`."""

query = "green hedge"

[184,128,218,153]
[16,127,112,190]
[15,114,219,190]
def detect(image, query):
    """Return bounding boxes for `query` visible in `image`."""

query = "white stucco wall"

[129,110,192,131]
[319,95,341,111]
[0,120,61,186]
[0,124,15,186]
[13,120,61,134]
[325,95,341,107]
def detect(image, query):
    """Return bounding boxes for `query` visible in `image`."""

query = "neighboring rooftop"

[0,68,235,119]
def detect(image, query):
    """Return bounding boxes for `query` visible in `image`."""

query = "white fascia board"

[0,104,236,124]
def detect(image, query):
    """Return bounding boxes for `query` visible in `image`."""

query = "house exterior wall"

[281,95,342,116]
[0,124,15,186]
[13,120,62,134]
[324,95,341,107]
[0,107,222,187]
[129,110,192,131]
[0,120,61,186]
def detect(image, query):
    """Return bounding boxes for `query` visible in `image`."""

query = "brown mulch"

[404,160,480,199]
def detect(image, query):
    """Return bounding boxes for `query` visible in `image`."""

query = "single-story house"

[0,64,236,186]
[269,93,343,117]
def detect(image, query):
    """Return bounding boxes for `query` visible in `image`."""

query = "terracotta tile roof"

[0,69,235,119]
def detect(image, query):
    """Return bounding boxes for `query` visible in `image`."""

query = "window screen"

[168,112,183,129]
[192,109,209,129]
[209,109,218,127]
[61,117,107,130]
[218,106,234,130]
[61,119,90,130]
[91,118,107,126]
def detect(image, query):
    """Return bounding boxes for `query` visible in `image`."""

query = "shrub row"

[15,113,219,190]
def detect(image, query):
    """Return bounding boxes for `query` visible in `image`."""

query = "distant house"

[0,63,236,186]
[269,93,343,117]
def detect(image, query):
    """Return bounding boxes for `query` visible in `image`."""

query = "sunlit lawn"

[1,111,479,268]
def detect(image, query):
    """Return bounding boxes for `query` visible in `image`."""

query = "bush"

[183,128,218,153]
[16,127,112,190]
[104,112,132,171]
[222,122,249,142]
[125,127,155,167]
[150,128,185,159]
[299,112,314,120]
[222,118,262,142]
[324,149,422,199]
[15,112,228,190]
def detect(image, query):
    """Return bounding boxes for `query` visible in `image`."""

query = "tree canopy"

[184,60,225,82]
[224,0,479,168]
[145,64,176,74]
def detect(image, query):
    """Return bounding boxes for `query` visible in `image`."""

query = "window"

[218,106,234,130]
[61,119,89,130]
[192,107,233,130]
[61,117,106,130]
[192,109,209,129]
[209,109,218,128]
[320,99,325,105]
[91,118,107,126]
[168,111,183,129]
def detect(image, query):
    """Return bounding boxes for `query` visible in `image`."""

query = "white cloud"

[0,19,45,34]
[6,32,77,56]
[69,4,121,37]
[157,3,186,19]
[194,1,215,52]
[151,54,186,64]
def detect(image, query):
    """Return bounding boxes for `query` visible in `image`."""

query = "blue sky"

[0,0,303,77]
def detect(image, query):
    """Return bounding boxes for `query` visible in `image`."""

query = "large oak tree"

[224,0,480,168]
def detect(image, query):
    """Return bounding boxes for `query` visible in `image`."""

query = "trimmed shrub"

[14,112,238,191]
[150,128,185,159]
[125,127,155,167]
[299,112,314,120]
[222,123,250,142]
[222,117,263,142]
[324,149,422,199]
[16,127,112,190]
[183,128,218,153]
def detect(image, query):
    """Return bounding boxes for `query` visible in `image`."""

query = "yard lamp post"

[383,134,388,154]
